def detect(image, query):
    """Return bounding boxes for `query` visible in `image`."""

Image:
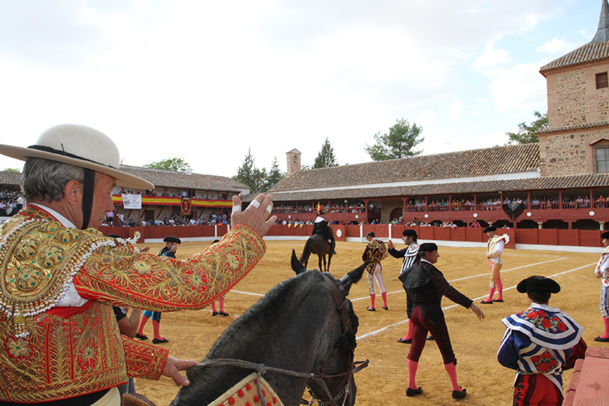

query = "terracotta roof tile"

[538,121,609,134]
[0,171,22,186]
[119,166,248,192]
[265,173,609,202]
[0,166,248,193]
[268,144,539,194]
[540,40,609,73]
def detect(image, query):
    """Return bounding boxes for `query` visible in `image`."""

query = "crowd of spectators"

[404,195,608,212]
[101,212,230,227]
[275,202,366,214]
[0,189,23,217]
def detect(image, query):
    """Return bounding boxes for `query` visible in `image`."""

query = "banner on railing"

[122,194,142,209]
[181,197,192,215]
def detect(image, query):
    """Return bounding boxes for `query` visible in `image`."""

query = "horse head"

[170,255,368,406]
[291,249,369,406]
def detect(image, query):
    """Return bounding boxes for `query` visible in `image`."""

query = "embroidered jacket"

[362,239,388,274]
[594,246,609,286]
[498,303,586,395]
[0,206,265,403]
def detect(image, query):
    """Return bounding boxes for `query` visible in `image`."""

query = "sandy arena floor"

[132,239,605,406]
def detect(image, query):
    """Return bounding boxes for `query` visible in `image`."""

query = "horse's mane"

[173,270,359,406]
[207,271,332,358]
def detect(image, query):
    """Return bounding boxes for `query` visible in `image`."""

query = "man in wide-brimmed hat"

[0,124,276,405]
[498,276,586,406]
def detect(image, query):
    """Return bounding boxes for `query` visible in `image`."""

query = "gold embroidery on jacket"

[0,207,265,402]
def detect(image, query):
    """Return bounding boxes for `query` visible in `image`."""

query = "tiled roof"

[267,144,539,194]
[264,173,609,202]
[537,121,609,134]
[0,171,22,187]
[120,166,248,192]
[540,40,609,73]
[0,166,248,193]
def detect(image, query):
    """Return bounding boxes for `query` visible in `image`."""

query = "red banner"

[181,197,192,215]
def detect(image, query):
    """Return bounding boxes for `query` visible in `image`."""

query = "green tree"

[313,138,339,168]
[365,118,424,161]
[264,157,284,191]
[506,111,548,144]
[233,149,267,193]
[144,157,190,172]
[2,168,20,173]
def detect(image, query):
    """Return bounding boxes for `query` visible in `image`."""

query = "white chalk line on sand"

[355,261,597,341]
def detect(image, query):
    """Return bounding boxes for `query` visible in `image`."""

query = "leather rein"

[196,276,368,406]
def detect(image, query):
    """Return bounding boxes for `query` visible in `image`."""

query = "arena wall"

[99,224,606,252]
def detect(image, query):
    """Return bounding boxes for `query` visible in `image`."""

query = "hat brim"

[0,144,154,190]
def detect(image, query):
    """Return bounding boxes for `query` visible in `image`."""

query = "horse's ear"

[291,249,307,275]
[339,260,369,293]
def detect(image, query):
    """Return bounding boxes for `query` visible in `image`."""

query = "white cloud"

[447,101,464,120]
[536,38,575,53]
[488,63,547,112]
[0,0,596,176]
[474,42,511,69]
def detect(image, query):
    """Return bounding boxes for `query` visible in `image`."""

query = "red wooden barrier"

[516,229,537,245]
[451,227,466,241]
[434,227,450,241]
[97,225,603,248]
[539,229,558,246]
[465,228,484,242]
[558,230,579,246]
[580,230,601,247]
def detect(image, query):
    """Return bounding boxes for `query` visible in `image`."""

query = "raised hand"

[231,194,277,237]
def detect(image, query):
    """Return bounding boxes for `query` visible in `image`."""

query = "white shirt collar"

[29,203,76,228]
[530,302,560,313]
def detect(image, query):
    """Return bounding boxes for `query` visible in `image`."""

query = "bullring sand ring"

[133,240,603,406]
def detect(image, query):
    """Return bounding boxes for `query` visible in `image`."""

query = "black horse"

[300,233,335,273]
[167,252,368,406]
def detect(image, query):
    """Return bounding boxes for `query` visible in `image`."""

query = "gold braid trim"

[75,224,266,311]
[122,337,169,380]
[363,239,387,274]
[0,208,265,403]
[0,207,111,338]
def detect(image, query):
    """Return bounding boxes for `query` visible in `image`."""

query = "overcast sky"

[0,0,604,178]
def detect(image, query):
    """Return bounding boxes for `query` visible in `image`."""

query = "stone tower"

[286,148,302,175]
[538,0,609,176]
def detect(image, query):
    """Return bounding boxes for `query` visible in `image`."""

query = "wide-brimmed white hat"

[0,124,154,190]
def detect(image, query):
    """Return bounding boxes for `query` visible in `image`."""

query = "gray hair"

[23,158,84,203]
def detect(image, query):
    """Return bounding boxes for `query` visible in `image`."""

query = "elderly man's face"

[89,173,116,229]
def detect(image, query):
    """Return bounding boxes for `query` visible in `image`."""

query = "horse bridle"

[195,275,368,406]
[303,276,368,406]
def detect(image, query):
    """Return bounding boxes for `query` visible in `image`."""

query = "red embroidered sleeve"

[73,224,265,311]
[122,336,169,379]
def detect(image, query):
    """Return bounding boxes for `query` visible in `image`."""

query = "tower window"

[597,147,609,172]
[597,72,608,89]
